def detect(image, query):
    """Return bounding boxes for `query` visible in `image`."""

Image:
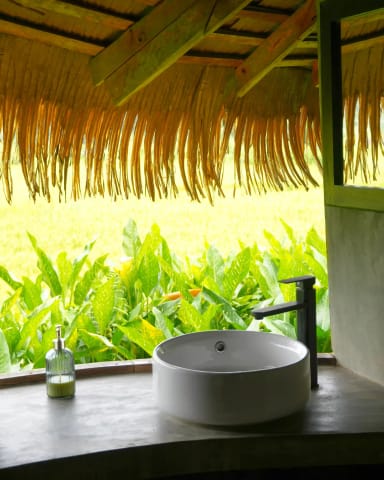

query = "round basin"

[152,330,310,426]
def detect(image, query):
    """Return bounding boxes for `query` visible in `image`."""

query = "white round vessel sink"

[152,330,310,426]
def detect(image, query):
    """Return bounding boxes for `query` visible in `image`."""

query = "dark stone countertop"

[1,365,384,479]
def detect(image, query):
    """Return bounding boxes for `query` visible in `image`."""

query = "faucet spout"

[253,300,304,319]
[251,275,318,389]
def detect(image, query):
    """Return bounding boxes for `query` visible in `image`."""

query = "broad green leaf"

[16,297,60,352]
[247,319,263,331]
[0,311,21,355]
[159,237,173,290]
[119,320,165,356]
[111,327,124,346]
[138,251,159,296]
[136,223,162,266]
[56,252,72,299]
[77,329,116,362]
[222,247,251,299]
[178,299,210,331]
[254,252,282,301]
[74,254,108,305]
[0,288,22,315]
[201,275,221,294]
[0,265,23,291]
[276,246,308,301]
[65,322,79,353]
[306,227,327,256]
[27,233,62,296]
[153,307,174,338]
[280,219,296,244]
[112,343,136,360]
[262,318,297,338]
[206,244,225,288]
[122,218,142,258]
[21,277,42,310]
[73,309,96,333]
[33,323,62,368]
[0,328,11,373]
[79,329,115,349]
[316,289,330,332]
[69,239,96,290]
[91,277,115,335]
[123,224,162,301]
[156,299,179,318]
[160,237,173,265]
[264,229,285,256]
[202,286,247,329]
[62,301,90,349]
[304,249,328,287]
[158,257,192,301]
[317,326,332,353]
[128,303,142,321]
[201,304,220,331]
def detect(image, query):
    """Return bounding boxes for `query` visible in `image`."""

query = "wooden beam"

[299,39,317,49]
[210,29,317,49]
[90,0,196,86]
[209,29,266,48]
[9,0,134,31]
[179,52,243,68]
[179,53,316,69]
[279,56,315,68]
[233,0,317,97]
[0,18,102,56]
[238,6,291,24]
[92,0,252,105]
[0,17,317,68]
[342,30,384,54]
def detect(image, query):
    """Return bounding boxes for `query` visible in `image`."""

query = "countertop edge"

[1,432,383,479]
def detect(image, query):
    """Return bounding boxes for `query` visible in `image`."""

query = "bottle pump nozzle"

[54,324,64,351]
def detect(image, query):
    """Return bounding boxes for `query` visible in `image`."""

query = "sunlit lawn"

[0,165,325,283]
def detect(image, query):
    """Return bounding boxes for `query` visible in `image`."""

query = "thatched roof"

[0,0,382,202]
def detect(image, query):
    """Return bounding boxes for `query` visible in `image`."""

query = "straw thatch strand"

[342,45,384,184]
[0,33,381,203]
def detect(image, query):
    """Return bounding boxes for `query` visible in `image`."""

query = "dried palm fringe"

[1,34,378,203]
[343,45,384,184]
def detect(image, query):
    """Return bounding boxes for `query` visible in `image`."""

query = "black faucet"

[251,275,318,389]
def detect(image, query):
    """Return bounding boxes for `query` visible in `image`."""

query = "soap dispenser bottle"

[45,325,75,398]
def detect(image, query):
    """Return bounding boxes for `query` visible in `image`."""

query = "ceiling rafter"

[237,5,292,24]
[210,28,317,49]
[8,0,136,30]
[231,0,317,98]
[1,1,380,81]
[0,17,103,55]
[89,0,253,105]
[180,52,316,69]
[342,29,384,54]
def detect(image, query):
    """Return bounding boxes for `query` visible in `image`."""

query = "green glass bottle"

[45,325,75,398]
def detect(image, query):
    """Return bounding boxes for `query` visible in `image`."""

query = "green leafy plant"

[247,222,330,352]
[0,219,331,373]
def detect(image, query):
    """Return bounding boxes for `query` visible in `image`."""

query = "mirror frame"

[319,0,384,211]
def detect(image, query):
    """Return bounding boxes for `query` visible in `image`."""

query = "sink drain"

[215,341,225,352]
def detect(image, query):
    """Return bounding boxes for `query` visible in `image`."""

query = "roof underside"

[0,0,382,202]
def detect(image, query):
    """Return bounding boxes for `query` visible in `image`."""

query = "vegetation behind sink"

[0,218,330,374]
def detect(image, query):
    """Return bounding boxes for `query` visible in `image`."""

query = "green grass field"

[0,165,325,282]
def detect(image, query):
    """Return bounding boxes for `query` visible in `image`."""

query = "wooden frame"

[319,0,384,212]
[234,0,317,97]
[90,0,252,105]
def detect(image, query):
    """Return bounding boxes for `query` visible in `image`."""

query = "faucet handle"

[279,275,315,287]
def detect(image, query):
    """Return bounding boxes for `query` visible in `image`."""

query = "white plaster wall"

[325,205,384,385]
